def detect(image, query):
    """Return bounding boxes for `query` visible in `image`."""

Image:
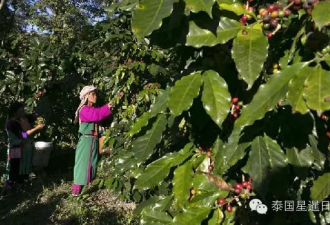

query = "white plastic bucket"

[33,141,53,167]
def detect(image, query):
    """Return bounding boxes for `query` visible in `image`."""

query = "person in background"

[5,102,44,190]
[72,85,112,196]
[19,112,37,179]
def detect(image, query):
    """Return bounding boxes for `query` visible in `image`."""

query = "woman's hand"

[27,123,45,136]
[36,123,45,130]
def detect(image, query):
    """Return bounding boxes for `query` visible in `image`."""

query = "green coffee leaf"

[312,1,330,28]
[214,129,250,175]
[130,86,170,136]
[264,135,288,174]
[309,135,326,170]
[286,67,312,114]
[310,173,330,201]
[134,196,172,215]
[222,208,236,224]
[114,152,137,173]
[141,209,173,224]
[134,154,174,190]
[216,17,243,43]
[235,62,309,128]
[232,27,268,90]
[186,18,242,48]
[132,114,167,163]
[287,147,314,167]
[242,136,271,197]
[168,72,203,116]
[202,70,231,128]
[148,63,161,76]
[132,0,175,39]
[217,1,251,16]
[279,50,290,69]
[149,87,171,117]
[170,142,194,167]
[243,135,288,197]
[193,174,219,192]
[173,161,193,210]
[188,191,227,208]
[303,66,330,111]
[130,112,152,136]
[184,0,215,18]
[323,54,330,67]
[208,208,224,225]
[173,207,212,225]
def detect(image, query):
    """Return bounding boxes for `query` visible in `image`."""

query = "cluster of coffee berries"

[125,59,133,66]
[198,146,214,172]
[276,100,284,107]
[323,113,330,139]
[208,163,214,172]
[217,177,253,213]
[239,0,259,25]
[257,3,291,39]
[34,90,46,99]
[322,113,330,145]
[322,114,328,121]
[35,116,45,126]
[230,97,243,119]
[104,64,116,69]
[234,177,253,196]
[189,188,201,201]
[126,58,145,66]
[242,0,323,39]
[268,63,281,74]
[198,146,210,154]
[217,198,234,212]
[239,8,254,25]
[190,188,196,196]
[9,56,19,62]
[289,0,319,14]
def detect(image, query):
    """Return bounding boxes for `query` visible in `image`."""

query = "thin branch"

[0,0,5,11]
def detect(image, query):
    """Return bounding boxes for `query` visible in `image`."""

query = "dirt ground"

[0,145,137,225]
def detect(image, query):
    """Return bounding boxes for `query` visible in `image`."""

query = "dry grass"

[0,147,138,225]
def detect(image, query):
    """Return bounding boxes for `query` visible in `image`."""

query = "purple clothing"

[72,184,82,195]
[22,132,28,139]
[79,104,111,122]
[5,120,28,140]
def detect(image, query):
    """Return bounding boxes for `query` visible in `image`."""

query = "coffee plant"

[1,0,330,224]
[102,0,330,224]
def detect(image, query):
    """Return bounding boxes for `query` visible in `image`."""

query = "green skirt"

[73,136,98,185]
[20,142,33,175]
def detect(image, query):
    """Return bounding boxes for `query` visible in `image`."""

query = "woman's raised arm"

[79,104,111,123]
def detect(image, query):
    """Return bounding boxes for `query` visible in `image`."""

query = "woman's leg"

[6,158,20,188]
[9,159,20,181]
[72,137,97,195]
[90,139,98,184]
[73,137,91,195]
[5,159,14,188]
[20,144,33,176]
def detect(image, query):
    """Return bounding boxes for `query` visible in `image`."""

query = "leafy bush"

[1,0,330,224]
[106,0,330,224]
